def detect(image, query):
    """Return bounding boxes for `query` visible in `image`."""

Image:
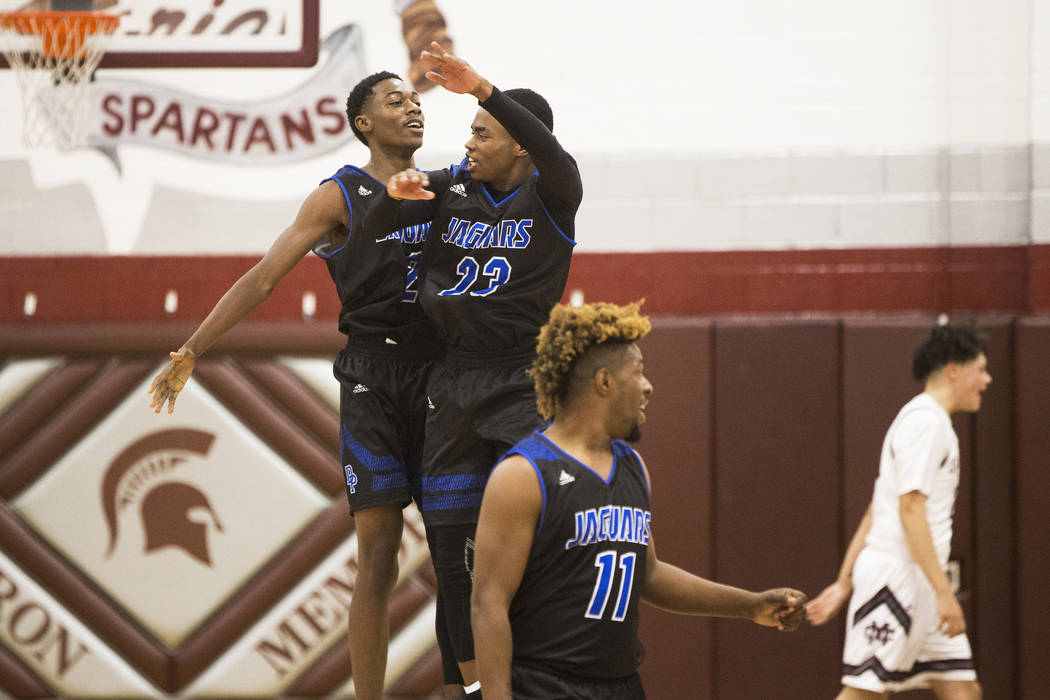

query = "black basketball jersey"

[362,87,583,355]
[503,432,651,681]
[317,166,440,348]
[417,160,576,352]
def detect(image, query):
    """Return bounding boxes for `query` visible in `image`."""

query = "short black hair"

[346,71,403,146]
[503,88,553,133]
[912,323,987,381]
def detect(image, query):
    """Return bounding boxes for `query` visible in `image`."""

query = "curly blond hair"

[531,300,651,420]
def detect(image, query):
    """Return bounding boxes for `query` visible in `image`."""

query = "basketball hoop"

[0,11,119,149]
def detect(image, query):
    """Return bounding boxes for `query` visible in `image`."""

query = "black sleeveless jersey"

[316,166,441,349]
[417,160,576,353]
[362,87,582,355]
[504,432,651,681]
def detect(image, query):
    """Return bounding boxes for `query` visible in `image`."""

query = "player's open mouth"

[405,119,423,132]
[466,157,477,171]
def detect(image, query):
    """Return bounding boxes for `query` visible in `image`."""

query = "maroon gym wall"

[631,316,1024,699]
[0,316,1037,698]
[0,246,1045,697]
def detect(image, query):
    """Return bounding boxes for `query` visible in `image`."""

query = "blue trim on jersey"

[534,432,617,485]
[313,165,392,258]
[314,176,353,259]
[333,164,385,187]
[506,432,562,463]
[340,426,404,472]
[422,491,484,512]
[451,158,467,178]
[535,193,576,246]
[482,182,522,208]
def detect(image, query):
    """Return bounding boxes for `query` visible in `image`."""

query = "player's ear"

[943,362,959,381]
[354,114,372,138]
[593,367,613,396]
[513,142,529,158]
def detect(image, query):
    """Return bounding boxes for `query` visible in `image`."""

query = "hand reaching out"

[387,169,435,200]
[148,349,196,414]
[805,580,852,626]
[419,41,490,99]
[753,588,808,631]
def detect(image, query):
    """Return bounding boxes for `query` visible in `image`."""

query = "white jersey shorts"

[842,547,977,692]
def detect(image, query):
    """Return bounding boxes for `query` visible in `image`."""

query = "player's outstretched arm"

[640,536,807,631]
[386,169,436,201]
[419,41,493,101]
[806,500,873,625]
[148,181,346,414]
[471,456,541,700]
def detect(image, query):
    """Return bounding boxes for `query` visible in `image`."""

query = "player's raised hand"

[420,41,484,96]
[805,579,852,626]
[752,588,808,631]
[148,349,196,414]
[387,169,434,200]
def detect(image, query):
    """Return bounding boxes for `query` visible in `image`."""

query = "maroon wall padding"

[967,317,1017,699]
[0,316,1039,697]
[2,246,1046,325]
[711,321,842,699]
[835,318,938,695]
[635,319,715,699]
[1015,318,1050,699]
[841,320,934,535]
[1031,244,1050,310]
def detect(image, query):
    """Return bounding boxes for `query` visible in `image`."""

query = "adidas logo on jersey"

[352,384,370,393]
[558,470,575,486]
[449,183,467,197]
[358,185,372,196]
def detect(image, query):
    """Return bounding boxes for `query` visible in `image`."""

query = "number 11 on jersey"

[585,550,636,622]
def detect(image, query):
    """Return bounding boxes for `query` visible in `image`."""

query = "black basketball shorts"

[334,347,433,514]
[419,357,546,526]
[511,665,645,700]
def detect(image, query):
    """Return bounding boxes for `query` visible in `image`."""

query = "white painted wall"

[0,0,1046,252]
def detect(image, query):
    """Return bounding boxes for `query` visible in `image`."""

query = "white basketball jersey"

[865,393,960,566]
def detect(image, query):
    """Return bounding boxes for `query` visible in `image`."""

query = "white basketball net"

[0,13,118,149]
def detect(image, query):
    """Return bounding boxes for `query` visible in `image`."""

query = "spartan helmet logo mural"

[101,429,224,566]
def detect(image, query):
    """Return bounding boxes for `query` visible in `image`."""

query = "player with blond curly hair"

[470,301,808,699]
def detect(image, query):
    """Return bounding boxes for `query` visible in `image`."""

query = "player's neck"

[363,145,417,184]
[923,383,956,414]
[544,418,615,476]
